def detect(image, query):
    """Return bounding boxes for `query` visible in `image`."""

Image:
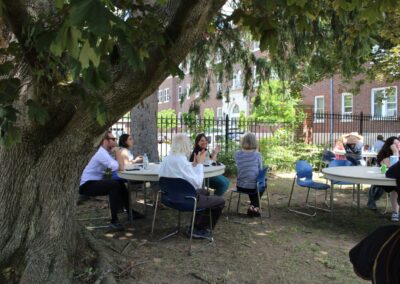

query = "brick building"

[157,42,262,120]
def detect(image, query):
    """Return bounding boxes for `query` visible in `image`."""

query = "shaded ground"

[76,173,394,283]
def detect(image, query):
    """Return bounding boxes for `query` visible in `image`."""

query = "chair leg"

[227,190,234,213]
[209,208,213,239]
[188,199,198,256]
[287,177,296,209]
[236,193,241,213]
[305,187,311,204]
[150,190,160,237]
[264,187,271,218]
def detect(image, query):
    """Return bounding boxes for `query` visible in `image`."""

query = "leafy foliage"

[252,80,305,124]
[157,109,177,130]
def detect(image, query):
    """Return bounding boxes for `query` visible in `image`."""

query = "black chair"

[228,167,271,219]
[151,177,212,255]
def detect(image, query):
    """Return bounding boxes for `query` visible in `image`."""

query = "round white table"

[322,166,395,215]
[333,149,377,158]
[118,163,226,224]
[118,163,226,181]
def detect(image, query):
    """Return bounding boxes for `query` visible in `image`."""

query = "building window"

[232,70,242,90]
[158,90,163,103]
[314,96,324,122]
[165,88,170,102]
[252,41,260,51]
[341,92,353,121]
[371,87,397,118]
[217,107,222,119]
[252,66,259,87]
[186,84,191,97]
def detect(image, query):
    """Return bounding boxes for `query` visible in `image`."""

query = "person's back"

[235,150,262,189]
[373,135,385,152]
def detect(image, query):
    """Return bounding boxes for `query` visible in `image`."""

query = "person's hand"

[195,149,207,165]
[134,155,143,163]
[212,145,221,155]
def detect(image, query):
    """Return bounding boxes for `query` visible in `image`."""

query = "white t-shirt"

[80,146,119,185]
[158,153,204,189]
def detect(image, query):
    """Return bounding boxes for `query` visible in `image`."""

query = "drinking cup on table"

[390,155,399,166]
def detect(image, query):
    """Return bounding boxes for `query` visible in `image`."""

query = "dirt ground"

[76,173,394,283]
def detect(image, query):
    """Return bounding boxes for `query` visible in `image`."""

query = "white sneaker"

[391,212,399,222]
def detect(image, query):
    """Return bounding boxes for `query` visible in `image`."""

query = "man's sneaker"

[187,227,213,241]
[109,222,124,231]
[391,212,399,222]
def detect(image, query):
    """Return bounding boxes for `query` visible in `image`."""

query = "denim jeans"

[209,175,230,196]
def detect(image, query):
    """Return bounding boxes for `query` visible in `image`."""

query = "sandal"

[247,205,255,217]
[252,207,261,217]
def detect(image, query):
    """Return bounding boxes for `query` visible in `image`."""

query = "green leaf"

[26,99,50,125]
[79,40,100,69]
[55,0,65,9]
[0,124,21,147]
[0,78,21,104]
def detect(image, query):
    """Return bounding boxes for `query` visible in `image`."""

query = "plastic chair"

[327,159,357,205]
[318,150,336,174]
[227,167,271,219]
[151,177,212,255]
[288,160,330,216]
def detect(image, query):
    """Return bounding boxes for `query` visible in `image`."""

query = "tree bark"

[0,0,226,282]
[130,93,159,162]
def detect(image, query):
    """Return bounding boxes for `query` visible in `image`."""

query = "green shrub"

[218,150,237,177]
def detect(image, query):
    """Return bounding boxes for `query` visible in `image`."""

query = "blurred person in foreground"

[159,133,225,240]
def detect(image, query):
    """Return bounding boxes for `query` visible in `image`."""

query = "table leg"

[357,183,360,213]
[127,182,133,225]
[330,180,334,218]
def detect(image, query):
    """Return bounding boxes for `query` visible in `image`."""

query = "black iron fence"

[311,112,400,147]
[110,112,400,158]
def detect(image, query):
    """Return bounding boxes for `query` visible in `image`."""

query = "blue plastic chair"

[318,150,336,174]
[288,160,330,216]
[228,167,271,218]
[151,177,212,255]
[327,159,357,205]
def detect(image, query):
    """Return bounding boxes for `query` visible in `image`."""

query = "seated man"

[79,131,129,230]
[159,133,225,240]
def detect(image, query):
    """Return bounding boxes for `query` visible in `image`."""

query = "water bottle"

[143,153,149,169]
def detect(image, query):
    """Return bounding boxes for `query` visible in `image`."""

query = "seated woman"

[234,133,263,217]
[118,134,143,166]
[376,136,400,221]
[159,134,225,239]
[333,139,346,160]
[189,133,230,196]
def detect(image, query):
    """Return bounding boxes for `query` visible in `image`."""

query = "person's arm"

[390,144,399,157]
[211,145,220,161]
[114,148,124,171]
[120,148,131,166]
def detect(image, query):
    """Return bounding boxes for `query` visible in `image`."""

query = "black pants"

[79,180,128,223]
[236,186,264,207]
[194,189,225,230]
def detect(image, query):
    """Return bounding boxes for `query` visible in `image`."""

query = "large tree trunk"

[131,93,159,161]
[0,0,226,282]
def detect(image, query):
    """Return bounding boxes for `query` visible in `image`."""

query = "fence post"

[359,111,364,135]
[225,114,229,153]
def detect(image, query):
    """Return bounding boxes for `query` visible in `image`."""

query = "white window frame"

[371,86,398,118]
[252,66,259,87]
[232,70,242,90]
[217,107,223,119]
[158,90,163,104]
[186,84,191,97]
[164,88,170,102]
[314,96,324,123]
[252,41,260,51]
[341,92,353,121]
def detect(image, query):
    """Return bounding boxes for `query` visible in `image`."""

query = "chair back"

[256,167,268,193]
[295,160,313,181]
[158,177,198,211]
[328,159,353,167]
[322,150,336,162]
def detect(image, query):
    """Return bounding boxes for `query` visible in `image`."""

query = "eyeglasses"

[106,137,117,141]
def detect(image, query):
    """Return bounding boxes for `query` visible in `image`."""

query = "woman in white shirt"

[159,134,226,240]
